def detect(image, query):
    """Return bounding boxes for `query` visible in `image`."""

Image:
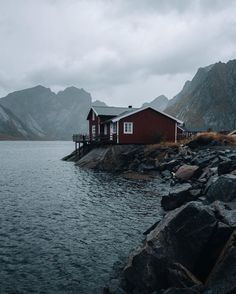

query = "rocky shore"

[64,136,236,293]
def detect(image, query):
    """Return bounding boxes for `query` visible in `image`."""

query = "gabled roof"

[111,106,183,124]
[87,106,138,119]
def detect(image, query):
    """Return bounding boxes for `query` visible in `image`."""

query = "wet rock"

[191,154,216,168]
[121,202,218,293]
[206,231,236,294]
[161,170,172,180]
[218,159,234,175]
[211,201,236,227]
[206,174,236,203]
[159,159,180,172]
[167,263,202,288]
[175,165,201,181]
[161,183,192,211]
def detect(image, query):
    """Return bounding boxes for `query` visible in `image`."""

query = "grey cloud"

[0,0,236,104]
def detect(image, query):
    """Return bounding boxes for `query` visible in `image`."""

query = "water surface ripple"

[0,141,163,293]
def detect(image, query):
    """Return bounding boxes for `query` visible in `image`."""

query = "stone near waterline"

[175,165,201,181]
[206,174,236,203]
[206,231,236,294]
[161,183,192,211]
[121,202,218,293]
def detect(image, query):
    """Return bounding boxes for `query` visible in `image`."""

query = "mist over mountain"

[1,59,236,139]
[92,100,107,107]
[165,60,236,131]
[0,104,36,139]
[142,95,168,111]
[0,85,92,140]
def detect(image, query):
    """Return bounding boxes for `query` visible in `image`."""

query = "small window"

[112,123,117,134]
[92,111,95,121]
[92,125,96,138]
[124,122,133,134]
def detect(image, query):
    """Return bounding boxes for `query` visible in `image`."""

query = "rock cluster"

[103,145,236,294]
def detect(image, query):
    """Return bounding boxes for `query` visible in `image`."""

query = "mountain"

[165,60,236,131]
[92,100,107,107]
[142,95,168,111]
[0,85,92,140]
[0,104,36,139]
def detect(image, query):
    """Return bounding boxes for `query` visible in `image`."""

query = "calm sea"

[0,141,163,293]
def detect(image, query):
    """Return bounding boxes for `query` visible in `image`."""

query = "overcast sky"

[0,0,236,106]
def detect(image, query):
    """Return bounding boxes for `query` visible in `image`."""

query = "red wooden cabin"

[86,106,183,144]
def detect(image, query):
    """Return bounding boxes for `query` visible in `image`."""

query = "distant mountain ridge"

[165,60,236,131]
[142,95,168,111]
[0,85,92,140]
[1,59,236,139]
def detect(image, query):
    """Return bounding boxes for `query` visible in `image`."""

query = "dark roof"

[92,106,138,117]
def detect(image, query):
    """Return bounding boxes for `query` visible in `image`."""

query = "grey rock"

[161,184,192,211]
[175,165,201,181]
[207,174,236,203]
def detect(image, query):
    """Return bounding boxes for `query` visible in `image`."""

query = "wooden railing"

[72,134,117,144]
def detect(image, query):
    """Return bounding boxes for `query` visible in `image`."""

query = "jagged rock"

[206,174,236,203]
[121,202,219,293]
[161,184,192,211]
[191,154,216,168]
[159,159,180,172]
[175,165,201,181]
[161,170,172,179]
[206,231,236,294]
[218,159,234,175]
[167,263,202,288]
[211,201,236,227]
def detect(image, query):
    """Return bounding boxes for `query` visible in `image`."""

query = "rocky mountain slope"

[142,95,168,111]
[0,85,92,140]
[165,60,236,131]
[0,104,36,139]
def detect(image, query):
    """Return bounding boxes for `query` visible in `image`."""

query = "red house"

[86,106,183,144]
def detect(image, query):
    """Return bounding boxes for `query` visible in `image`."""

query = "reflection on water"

[0,141,163,293]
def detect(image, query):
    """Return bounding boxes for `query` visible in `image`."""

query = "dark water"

[0,141,164,293]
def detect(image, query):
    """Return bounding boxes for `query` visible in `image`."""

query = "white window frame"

[104,124,107,135]
[112,123,117,134]
[92,125,96,138]
[123,122,133,134]
[92,111,95,121]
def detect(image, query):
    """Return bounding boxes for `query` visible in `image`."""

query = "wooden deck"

[72,134,116,160]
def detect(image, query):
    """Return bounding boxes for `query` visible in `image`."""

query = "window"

[124,122,133,134]
[112,123,117,134]
[92,111,95,121]
[104,124,107,135]
[92,125,96,138]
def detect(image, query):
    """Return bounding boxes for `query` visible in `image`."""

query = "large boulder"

[206,231,236,293]
[206,174,236,203]
[175,165,201,181]
[121,202,222,293]
[161,184,193,211]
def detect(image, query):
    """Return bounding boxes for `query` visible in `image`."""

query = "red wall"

[118,108,176,144]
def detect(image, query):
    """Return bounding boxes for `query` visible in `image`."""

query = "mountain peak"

[142,95,168,111]
[166,59,236,131]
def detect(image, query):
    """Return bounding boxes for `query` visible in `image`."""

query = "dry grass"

[193,132,236,146]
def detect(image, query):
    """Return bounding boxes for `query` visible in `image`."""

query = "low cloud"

[0,0,236,105]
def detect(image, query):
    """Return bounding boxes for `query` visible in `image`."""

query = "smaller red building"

[87,106,183,144]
